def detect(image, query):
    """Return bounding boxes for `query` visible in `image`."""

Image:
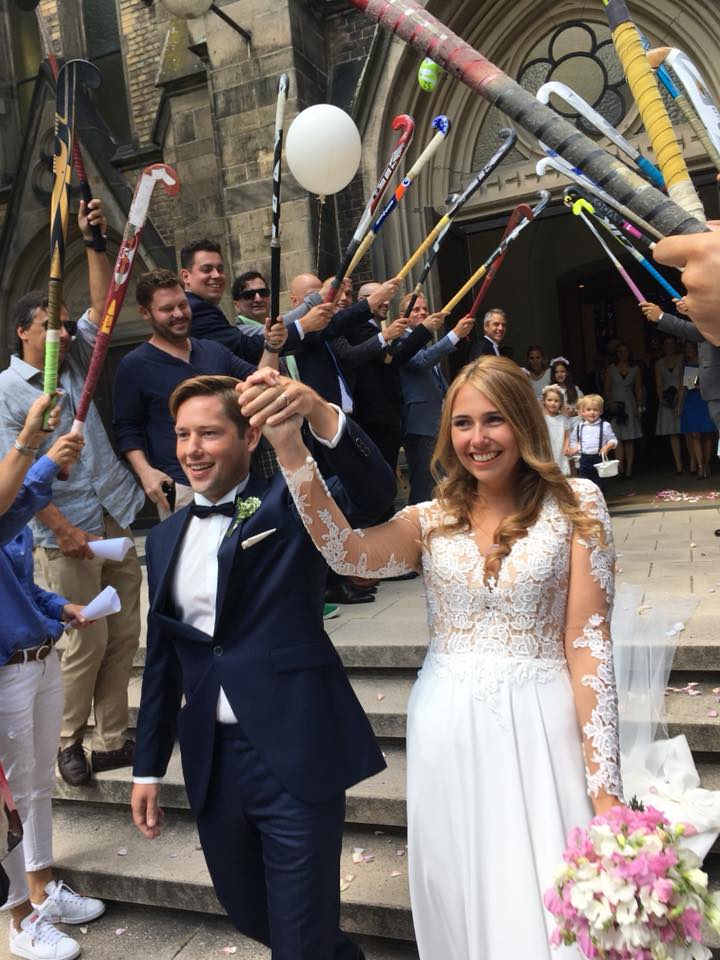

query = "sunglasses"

[237,287,270,300]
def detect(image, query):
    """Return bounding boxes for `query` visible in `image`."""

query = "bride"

[241,356,623,960]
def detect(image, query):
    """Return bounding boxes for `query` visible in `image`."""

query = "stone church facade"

[1,0,719,376]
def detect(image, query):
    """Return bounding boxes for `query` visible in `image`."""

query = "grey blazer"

[657,313,720,402]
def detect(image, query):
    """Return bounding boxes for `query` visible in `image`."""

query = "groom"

[130,374,394,959]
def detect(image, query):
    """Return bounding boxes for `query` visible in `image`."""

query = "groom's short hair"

[169,375,249,436]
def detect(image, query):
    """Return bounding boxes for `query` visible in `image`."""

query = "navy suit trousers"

[196,723,363,960]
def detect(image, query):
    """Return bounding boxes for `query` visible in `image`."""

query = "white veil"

[612,583,720,858]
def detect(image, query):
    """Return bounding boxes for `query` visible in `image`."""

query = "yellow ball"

[418,58,442,93]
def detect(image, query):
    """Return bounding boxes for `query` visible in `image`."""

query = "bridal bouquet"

[544,804,720,959]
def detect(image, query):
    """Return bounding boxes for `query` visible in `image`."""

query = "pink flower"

[543,888,564,915]
[577,926,597,958]
[681,908,703,941]
[652,878,674,904]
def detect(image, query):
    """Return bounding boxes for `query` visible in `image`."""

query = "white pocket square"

[241,528,277,550]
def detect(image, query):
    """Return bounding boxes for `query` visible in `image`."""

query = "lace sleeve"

[281,455,422,577]
[564,479,623,804]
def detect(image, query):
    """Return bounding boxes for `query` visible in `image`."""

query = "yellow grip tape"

[613,22,689,191]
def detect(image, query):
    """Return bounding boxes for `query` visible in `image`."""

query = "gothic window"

[83,0,132,144]
[10,9,42,128]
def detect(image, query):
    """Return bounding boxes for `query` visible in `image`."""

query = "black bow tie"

[191,501,236,519]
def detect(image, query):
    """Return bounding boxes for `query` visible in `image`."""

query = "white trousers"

[0,649,63,909]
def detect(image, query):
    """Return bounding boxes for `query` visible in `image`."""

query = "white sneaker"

[31,880,105,925]
[9,912,80,960]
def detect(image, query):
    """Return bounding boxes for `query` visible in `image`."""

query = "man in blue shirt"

[113,269,284,518]
[0,399,106,960]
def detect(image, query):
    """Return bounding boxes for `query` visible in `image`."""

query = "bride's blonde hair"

[430,356,605,582]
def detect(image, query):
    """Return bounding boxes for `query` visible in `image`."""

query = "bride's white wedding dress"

[282,461,622,960]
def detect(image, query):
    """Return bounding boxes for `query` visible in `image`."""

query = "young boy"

[568,394,618,492]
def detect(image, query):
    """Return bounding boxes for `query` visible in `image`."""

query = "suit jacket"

[186,292,303,362]
[292,300,374,406]
[469,334,500,361]
[657,312,720,402]
[340,321,433,428]
[399,332,457,437]
[133,419,393,814]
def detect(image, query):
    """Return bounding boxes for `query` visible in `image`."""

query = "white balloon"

[159,0,213,18]
[285,104,362,196]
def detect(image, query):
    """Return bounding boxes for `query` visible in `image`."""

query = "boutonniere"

[225,495,262,539]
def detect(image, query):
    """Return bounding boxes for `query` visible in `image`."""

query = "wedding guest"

[678,340,716,479]
[568,394,618,494]
[603,342,643,480]
[0,200,145,787]
[525,346,551,399]
[654,335,683,474]
[549,357,584,420]
[468,308,507,360]
[542,384,570,476]
[248,355,621,960]
[0,397,105,960]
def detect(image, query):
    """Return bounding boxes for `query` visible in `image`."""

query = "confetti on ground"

[117,848,128,856]
[376,693,385,701]
[655,489,720,503]
[115,928,126,936]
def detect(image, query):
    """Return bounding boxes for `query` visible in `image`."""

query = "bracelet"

[14,439,40,456]
[263,340,282,354]
[84,236,107,251]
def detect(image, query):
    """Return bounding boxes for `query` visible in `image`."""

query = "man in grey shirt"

[0,200,145,786]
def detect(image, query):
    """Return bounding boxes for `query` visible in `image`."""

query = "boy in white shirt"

[568,394,617,492]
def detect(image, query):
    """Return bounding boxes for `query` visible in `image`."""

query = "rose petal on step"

[391,870,402,877]
[362,852,375,862]
[690,542,698,548]
[340,874,355,892]
[222,947,238,955]
[376,693,385,701]
[117,847,128,856]
[352,848,365,864]
[374,830,385,836]
[687,690,701,696]
[396,848,406,856]
[80,927,88,935]
[115,928,126,936]
[672,622,686,632]
[708,710,719,718]
[686,681,699,687]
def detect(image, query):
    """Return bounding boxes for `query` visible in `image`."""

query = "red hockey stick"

[71,164,180,433]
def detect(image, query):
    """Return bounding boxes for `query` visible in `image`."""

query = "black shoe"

[57,742,91,785]
[91,738,135,773]
[383,571,419,581]
[325,582,375,605]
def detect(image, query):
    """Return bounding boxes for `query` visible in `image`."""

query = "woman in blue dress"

[678,340,717,479]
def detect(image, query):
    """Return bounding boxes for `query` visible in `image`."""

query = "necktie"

[191,502,236,519]
[324,342,354,413]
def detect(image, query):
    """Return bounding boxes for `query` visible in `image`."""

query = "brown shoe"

[57,742,91,785]
[91,738,135,773]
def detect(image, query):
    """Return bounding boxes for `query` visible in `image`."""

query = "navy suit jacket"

[469,334,500,362]
[133,419,393,814]
[399,332,457,437]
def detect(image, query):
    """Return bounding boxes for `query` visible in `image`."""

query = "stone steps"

[51,804,415,943]
[55,743,408,827]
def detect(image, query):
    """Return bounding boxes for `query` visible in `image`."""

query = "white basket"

[594,453,619,478]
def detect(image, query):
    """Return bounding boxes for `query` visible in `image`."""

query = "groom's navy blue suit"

[133,419,393,958]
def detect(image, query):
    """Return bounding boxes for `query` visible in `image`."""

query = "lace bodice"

[282,457,621,803]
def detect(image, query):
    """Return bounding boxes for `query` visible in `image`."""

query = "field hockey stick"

[600,0,704,221]
[15,0,107,251]
[72,164,180,434]
[562,185,656,252]
[536,153,664,241]
[441,190,550,315]
[270,74,289,325]
[571,198,646,302]
[396,127,518,284]
[324,114,414,303]
[467,199,539,319]
[563,191,682,300]
[647,48,720,172]
[536,80,664,188]
[345,114,450,278]
[43,59,101,429]
[348,0,706,240]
